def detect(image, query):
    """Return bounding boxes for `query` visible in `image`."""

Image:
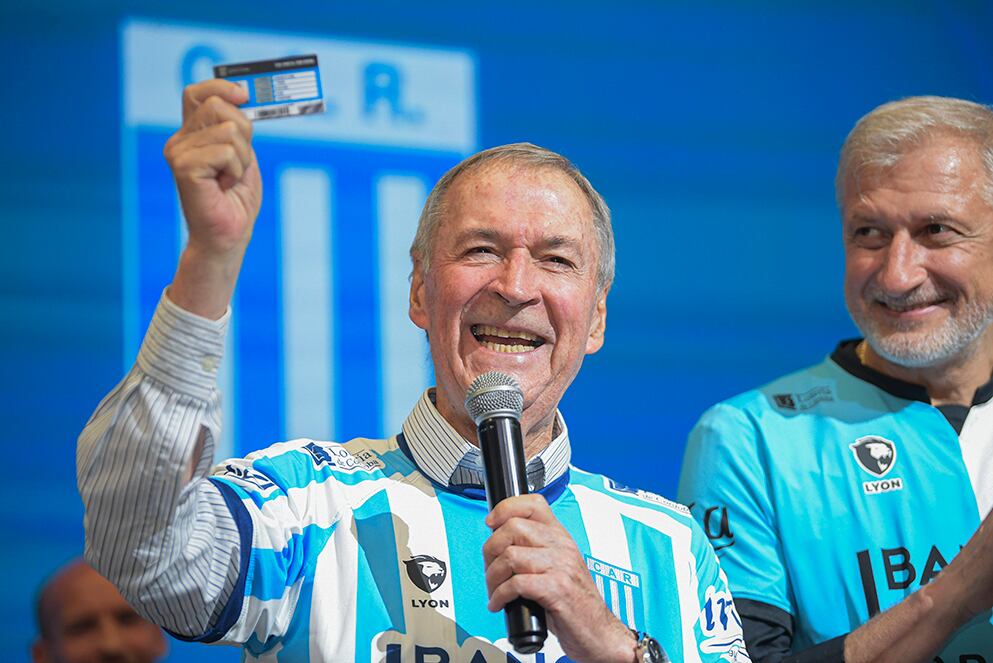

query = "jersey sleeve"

[207,443,347,651]
[687,516,752,662]
[678,403,794,617]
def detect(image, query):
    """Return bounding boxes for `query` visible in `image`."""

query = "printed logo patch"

[700,585,749,661]
[221,464,277,494]
[689,503,735,552]
[850,435,896,477]
[302,441,337,468]
[606,479,690,515]
[404,554,448,593]
[772,386,833,411]
[302,442,386,473]
[586,555,644,630]
[850,435,903,495]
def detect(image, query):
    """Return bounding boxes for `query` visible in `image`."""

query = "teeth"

[474,324,539,342]
[482,341,537,353]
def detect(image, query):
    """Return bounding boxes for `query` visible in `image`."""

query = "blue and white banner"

[121,19,477,458]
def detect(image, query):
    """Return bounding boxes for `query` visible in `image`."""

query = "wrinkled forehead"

[440,162,596,235]
[843,132,990,208]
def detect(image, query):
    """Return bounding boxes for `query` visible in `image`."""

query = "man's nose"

[94,619,128,657]
[492,251,540,307]
[875,233,927,294]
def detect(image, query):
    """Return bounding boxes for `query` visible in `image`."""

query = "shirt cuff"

[136,290,230,402]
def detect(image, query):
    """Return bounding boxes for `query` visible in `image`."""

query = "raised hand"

[163,79,262,318]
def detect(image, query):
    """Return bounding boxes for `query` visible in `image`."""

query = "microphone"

[465,371,548,654]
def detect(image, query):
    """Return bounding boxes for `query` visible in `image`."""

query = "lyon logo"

[850,436,897,477]
[404,555,448,593]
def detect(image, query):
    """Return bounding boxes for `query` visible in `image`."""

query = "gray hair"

[409,142,615,293]
[836,95,993,208]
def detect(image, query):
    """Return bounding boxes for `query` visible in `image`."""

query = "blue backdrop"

[2,1,991,659]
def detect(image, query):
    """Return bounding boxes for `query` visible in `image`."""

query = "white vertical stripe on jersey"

[383,473,458,652]
[609,579,621,620]
[376,174,430,437]
[279,167,335,441]
[624,585,636,628]
[959,398,993,518]
[310,509,359,662]
[570,484,701,663]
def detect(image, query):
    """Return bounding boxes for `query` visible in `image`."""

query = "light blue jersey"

[678,342,993,661]
[201,434,749,662]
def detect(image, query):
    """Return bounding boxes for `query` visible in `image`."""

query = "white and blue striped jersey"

[203,434,750,662]
[78,293,749,662]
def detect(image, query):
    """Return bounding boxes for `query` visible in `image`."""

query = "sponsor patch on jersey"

[606,479,690,515]
[302,441,337,468]
[689,503,736,552]
[305,442,386,473]
[699,585,750,661]
[220,464,278,496]
[850,435,903,495]
[772,385,833,411]
[404,554,448,593]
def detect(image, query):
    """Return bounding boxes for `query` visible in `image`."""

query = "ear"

[584,290,608,355]
[31,640,51,663]
[408,261,430,331]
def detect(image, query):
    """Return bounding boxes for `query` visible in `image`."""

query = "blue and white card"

[214,54,325,120]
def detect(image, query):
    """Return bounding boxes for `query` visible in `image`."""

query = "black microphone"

[464,371,548,655]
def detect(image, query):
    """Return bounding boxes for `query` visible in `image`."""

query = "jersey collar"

[400,389,571,493]
[831,339,993,406]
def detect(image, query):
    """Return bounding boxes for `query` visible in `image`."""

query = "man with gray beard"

[678,96,993,663]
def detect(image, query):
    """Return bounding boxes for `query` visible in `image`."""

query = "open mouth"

[876,298,946,314]
[471,324,547,353]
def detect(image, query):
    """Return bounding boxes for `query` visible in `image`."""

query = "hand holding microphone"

[465,371,547,654]
[466,372,639,662]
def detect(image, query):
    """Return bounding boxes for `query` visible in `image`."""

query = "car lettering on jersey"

[850,435,904,495]
[586,555,644,629]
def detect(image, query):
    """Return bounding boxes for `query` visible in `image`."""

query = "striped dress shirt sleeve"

[77,293,242,638]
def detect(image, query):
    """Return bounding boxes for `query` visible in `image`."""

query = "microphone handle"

[478,415,548,655]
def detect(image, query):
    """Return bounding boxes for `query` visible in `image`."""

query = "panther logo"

[850,436,897,478]
[404,555,448,593]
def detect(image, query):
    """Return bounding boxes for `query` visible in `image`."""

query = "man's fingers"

[169,121,254,174]
[183,93,253,139]
[182,79,248,122]
[482,517,566,566]
[170,143,246,188]
[487,571,572,613]
[485,545,558,595]
[485,494,554,530]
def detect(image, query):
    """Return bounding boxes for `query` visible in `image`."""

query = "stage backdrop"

[2,2,991,659]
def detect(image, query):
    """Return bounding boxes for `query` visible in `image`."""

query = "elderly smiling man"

[78,79,749,663]
[679,96,993,663]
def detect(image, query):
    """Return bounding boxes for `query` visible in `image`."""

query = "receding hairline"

[434,158,598,221]
[36,560,93,639]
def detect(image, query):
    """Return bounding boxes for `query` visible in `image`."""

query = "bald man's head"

[32,561,167,663]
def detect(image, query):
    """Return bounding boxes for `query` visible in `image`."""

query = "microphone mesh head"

[464,371,524,424]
